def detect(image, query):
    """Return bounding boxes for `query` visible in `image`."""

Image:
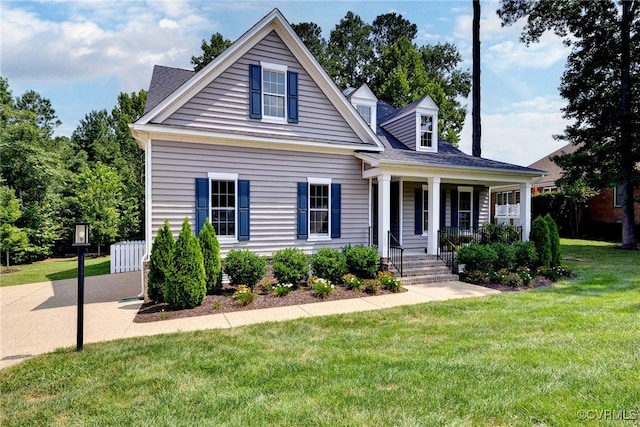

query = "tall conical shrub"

[199,220,222,294]
[530,215,551,267]
[165,217,206,309]
[147,220,174,302]
[544,213,562,267]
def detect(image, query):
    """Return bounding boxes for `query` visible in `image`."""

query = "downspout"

[133,130,152,300]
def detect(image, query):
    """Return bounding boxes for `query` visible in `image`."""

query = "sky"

[1,0,573,166]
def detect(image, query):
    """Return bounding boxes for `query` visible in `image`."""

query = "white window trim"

[307,177,332,242]
[458,186,473,231]
[208,172,239,243]
[416,113,437,153]
[421,184,429,237]
[260,61,287,124]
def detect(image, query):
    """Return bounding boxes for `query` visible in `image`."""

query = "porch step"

[382,255,459,286]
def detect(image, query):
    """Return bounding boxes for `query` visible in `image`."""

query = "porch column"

[378,174,391,258]
[427,177,441,255]
[520,181,532,241]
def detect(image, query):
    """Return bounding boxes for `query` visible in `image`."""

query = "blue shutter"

[297,182,308,239]
[473,189,480,230]
[451,189,459,228]
[195,178,209,236]
[287,71,298,123]
[238,180,250,241]
[414,188,422,234]
[331,183,341,238]
[249,64,262,119]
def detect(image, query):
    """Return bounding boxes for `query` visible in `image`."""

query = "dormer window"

[356,105,372,125]
[420,115,433,148]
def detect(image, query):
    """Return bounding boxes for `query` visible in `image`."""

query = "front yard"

[1,240,639,426]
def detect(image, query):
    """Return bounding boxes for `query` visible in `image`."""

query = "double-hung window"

[297,178,340,241]
[262,66,286,119]
[208,173,238,240]
[309,183,330,236]
[356,105,371,125]
[614,186,623,207]
[420,115,433,148]
[249,62,298,123]
[458,188,472,230]
[422,187,429,234]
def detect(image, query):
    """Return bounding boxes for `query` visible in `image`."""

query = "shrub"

[272,248,309,284]
[147,220,174,302]
[271,283,293,297]
[224,249,267,289]
[530,216,551,267]
[545,213,562,267]
[165,218,206,309]
[199,221,222,294]
[463,270,489,285]
[233,285,256,306]
[481,223,520,244]
[311,248,347,284]
[516,266,533,285]
[342,273,362,290]
[513,241,538,268]
[308,276,334,298]
[537,265,573,281]
[489,243,516,270]
[343,245,380,279]
[378,271,401,292]
[362,278,381,294]
[457,244,498,273]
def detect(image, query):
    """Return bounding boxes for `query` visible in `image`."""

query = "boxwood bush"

[457,243,498,273]
[272,247,309,285]
[311,248,347,284]
[343,245,380,279]
[489,243,516,271]
[223,249,267,289]
[513,241,537,268]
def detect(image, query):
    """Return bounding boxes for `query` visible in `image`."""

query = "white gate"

[110,241,146,274]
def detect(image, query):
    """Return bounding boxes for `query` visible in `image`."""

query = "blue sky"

[1,0,572,166]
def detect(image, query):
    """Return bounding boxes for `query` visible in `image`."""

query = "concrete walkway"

[1,272,499,370]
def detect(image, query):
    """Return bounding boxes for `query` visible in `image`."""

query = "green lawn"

[0,256,111,287]
[1,240,639,426]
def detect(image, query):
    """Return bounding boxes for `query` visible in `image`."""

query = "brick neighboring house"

[492,143,640,237]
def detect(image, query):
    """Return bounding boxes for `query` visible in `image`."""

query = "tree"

[191,33,233,72]
[326,11,374,88]
[74,162,123,256]
[165,218,206,309]
[498,0,640,248]
[544,213,561,267]
[371,12,418,58]
[0,186,28,268]
[291,22,327,65]
[147,220,174,302]
[472,0,482,157]
[199,220,222,294]
[15,90,61,137]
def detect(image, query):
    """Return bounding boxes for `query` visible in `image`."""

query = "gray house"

[131,9,543,266]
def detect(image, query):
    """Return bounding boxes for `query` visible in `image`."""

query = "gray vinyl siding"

[478,187,490,225]
[381,114,416,150]
[401,181,427,249]
[151,140,370,256]
[163,31,367,147]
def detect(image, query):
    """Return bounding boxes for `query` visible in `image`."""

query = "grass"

[1,240,639,426]
[0,256,111,287]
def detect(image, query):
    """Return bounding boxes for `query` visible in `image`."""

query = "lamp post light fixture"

[72,222,90,352]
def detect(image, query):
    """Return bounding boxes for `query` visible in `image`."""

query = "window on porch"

[458,189,472,230]
[422,188,429,234]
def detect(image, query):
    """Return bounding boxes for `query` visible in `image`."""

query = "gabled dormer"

[345,84,378,132]
[379,96,439,153]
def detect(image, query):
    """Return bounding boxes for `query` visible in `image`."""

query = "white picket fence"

[110,240,146,274]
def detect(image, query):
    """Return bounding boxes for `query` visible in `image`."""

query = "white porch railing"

[110,240,146,274]
[495,203,520,218]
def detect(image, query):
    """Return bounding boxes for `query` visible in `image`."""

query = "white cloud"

[159,18,179,29]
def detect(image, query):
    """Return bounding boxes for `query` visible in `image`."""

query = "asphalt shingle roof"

[144,65,195,114]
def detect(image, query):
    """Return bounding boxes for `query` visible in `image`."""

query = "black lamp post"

[72,222,90,352]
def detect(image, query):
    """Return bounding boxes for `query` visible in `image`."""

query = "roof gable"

[136,8,382,150]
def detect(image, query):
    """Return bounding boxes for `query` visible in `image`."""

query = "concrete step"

[400,274,460,286]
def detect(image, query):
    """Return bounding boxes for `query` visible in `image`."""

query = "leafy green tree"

[0,185,28,268]
[498,0,639,248]
[291,22,327,65]
[165,218,206,309]
[191,33,233,72]
[74,162,123,256]
[371,12,418,58]
[377,37,430,107]
[199,220,222,294]
[147,220,174,302]
[544,213,562,267]
[326,11,374,88]
[530,216,551,267]
[15,90,61,137]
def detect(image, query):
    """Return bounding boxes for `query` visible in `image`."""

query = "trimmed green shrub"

[199,221,222,294]
[343,244,380,279]
[481,223,520,244]
[223,249,267,289]
[530,215,551,267]
[147,220,174,302]
[513,241,538,268]
[272,248,309,284]
[489,243,516,270]
[165,218,206,309]
[311,248,347,284]
[457,243,498,273]
[545,213,562,267]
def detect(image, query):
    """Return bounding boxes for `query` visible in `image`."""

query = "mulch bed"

[477,276,555,292]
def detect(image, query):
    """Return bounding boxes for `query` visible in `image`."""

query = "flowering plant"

[233,285,256,306]
[308,276,334,298]
[272,283,294,297]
